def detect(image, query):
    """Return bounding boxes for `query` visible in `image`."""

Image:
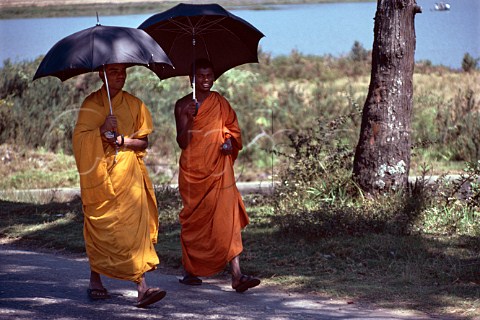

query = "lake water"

[0,0,478,69]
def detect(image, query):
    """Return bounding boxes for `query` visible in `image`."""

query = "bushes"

[1,50,479,186]
[272,157,479,240]
[412,86,480,163]
[270,111,479,238]
[2,49,478,166]
[0,57,88,152]
[461,53,479,73]
[272,110,359,211]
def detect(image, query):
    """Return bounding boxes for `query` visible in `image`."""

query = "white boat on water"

[434,2,451,11]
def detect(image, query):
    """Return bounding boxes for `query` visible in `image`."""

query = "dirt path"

[0,244,442,320]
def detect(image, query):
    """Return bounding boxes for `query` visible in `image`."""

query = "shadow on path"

[0,245,441,320]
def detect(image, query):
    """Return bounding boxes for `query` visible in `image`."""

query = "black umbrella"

[33,23,173,114]
[138,3,264,100]
[34,23,173,82]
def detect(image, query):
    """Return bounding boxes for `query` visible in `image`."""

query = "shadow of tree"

[0,196,85,253]
[240,227,479,317]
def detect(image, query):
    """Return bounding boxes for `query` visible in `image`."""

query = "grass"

[0,144,79,190]
[0,197,85,252]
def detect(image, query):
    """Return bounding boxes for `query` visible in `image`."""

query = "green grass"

[0,198,85,252]
[0,145,79,189]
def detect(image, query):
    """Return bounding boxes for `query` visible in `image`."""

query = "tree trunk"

[353,0,422,196]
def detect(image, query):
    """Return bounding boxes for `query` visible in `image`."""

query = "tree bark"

[353,0,422,196]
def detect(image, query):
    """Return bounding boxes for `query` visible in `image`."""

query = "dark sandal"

[232,275,261,293]
[136,288,166,308]
[87,288,111,300]
[179,274,203,286]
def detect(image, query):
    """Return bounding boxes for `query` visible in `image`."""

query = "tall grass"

[2,50,478,171]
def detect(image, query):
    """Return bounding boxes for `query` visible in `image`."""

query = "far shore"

[0,0,374,19]
[1,0,171,7]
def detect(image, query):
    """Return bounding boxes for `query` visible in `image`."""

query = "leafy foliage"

[461,53,479,72]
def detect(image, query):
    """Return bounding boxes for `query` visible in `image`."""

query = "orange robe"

[178,91,249,277]
[72,86,159,283]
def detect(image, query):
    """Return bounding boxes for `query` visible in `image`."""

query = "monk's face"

[194,67,214,93]
[100,64,127,94]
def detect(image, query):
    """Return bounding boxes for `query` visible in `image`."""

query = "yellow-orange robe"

[72,86,159,283]
[178,91,249,277]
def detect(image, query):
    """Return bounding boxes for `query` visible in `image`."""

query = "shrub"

[271,105,360,217]
[349,41,369,62]
[155,184,182,233]
[436,89,480,161]
[461,53,478,72]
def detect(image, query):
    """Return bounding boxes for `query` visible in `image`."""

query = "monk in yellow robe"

[174,59,261,293]
[72,64,165,307]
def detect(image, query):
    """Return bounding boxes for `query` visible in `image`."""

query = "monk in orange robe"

[174,59,261,293]
[72,64,166,307]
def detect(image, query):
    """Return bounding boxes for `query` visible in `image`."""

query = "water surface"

[0,0,478,68]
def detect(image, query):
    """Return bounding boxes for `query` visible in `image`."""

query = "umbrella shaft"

[192,36,196,101]
[103,65,113,115]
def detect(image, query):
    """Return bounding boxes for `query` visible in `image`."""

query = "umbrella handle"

[104,131,115,139]
[193,100,199,117]
[192,74,196,102]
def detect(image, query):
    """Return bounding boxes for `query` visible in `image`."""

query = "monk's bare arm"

[123,136,148,151]
[175,98,196,149]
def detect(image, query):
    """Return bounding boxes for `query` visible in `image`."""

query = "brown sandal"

[232,275,261,293]
[136,288,166,308]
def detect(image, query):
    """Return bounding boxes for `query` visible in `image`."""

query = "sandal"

[179,274,203,286]
[87,288,111,300]
[136,288,166,308]
[232,275,261,293]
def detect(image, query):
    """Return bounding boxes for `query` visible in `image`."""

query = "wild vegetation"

[1,46,479,183]
[1,45,479,318]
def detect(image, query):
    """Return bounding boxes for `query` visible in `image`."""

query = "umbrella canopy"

[138,3,264,80]
[33,24,173,82]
